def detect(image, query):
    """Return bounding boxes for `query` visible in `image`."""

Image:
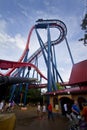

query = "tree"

[81,14,87,30]
[79,13,87,46]
[27,88,43,104]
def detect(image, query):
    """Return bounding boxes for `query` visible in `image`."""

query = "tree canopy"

[79,13,87,46]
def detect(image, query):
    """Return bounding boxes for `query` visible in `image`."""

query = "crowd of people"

[36,100,87,124]
[37,102,54,120]
[37,102,47,119]
[63,100,87,129]
[63,100,80,120]
[1,98,87,127]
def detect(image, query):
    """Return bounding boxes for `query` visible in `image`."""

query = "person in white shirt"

[64,103,72,121]
[64,103,68,116]
[37,102,41,119]
[42,103,47,119]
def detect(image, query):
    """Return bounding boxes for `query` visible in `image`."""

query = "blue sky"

[0,0,87,83]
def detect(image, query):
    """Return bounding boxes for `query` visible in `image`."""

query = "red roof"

[69,60,87,85]
[62,60,87,86]
[45,86,87,95]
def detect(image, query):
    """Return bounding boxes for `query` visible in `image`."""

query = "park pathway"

[15,107,69,130]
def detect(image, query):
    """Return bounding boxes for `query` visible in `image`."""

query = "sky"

[0,0,87,84]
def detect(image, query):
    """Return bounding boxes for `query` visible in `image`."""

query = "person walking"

[37,102,42,119]
[42,103,47,119]
[71,100,80,116]
[47,103,54,121]
[63,103,68,116]
[63,103,72,121]
[71,100,80,124]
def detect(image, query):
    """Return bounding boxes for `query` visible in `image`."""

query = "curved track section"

[0,19,67,77]
[28,19,67,63]
[35,19,67,45]
[0,59,47,80]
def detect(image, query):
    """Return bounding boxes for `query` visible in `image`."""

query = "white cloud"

[0,32,26,50]
[14,34,26,50]
[21,10,29,18]
[17,3,29,18]
[0,19,7,33]
[0,19,27,61]
[7,17,15,24]
[0,33,14,44]
[0,14,2,18]
[71,40,87,63]
[43,1,50,6]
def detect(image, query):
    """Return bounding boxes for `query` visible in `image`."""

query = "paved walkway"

[0,106,70,130]
[15,108,69,130]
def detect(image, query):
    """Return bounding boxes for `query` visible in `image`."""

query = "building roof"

[69,60,87,86]
[45,86,87,95]
[62,60,87,86]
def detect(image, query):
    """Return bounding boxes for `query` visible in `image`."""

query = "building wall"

[71,93,87,101]
[49,93,87,113]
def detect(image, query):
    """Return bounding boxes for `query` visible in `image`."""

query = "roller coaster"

[0,19,75,104]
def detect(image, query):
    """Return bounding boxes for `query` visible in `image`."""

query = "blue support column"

[65,37,74,65]
[53,45,58,82]
[35,28,48,66]
[23,83,28,106]
[47,25,52,93]
[9,84,16,101]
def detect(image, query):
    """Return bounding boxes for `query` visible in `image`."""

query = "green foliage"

[56,83,64,90]
[81,14,87,30]
[27,88,43,103]
[80,13,87,45]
